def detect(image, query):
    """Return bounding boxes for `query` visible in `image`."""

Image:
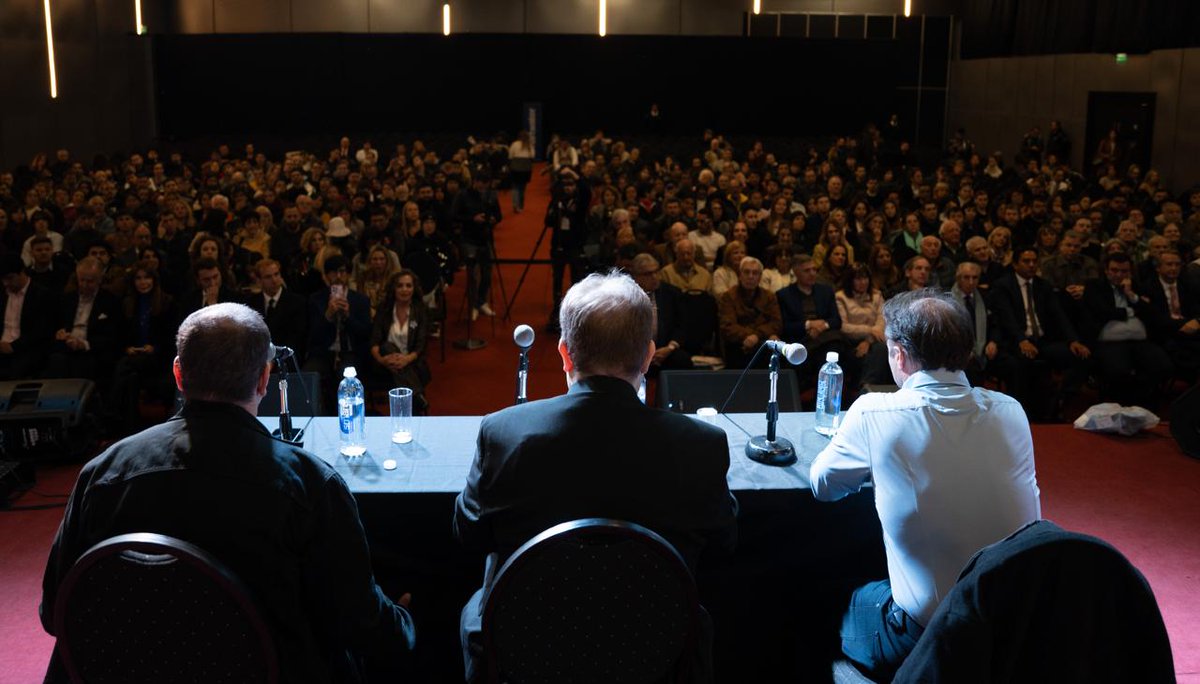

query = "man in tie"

[45,257,121,387]
[0,253,57,380]
[1143,250,1199,379]
[1080,252,1173,408]
[949,261,1003,386]
[246,258,307,362]
[991,249,1090,420]
[630,253,692,373]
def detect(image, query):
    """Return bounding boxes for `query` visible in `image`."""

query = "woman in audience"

[296,227,334,296]
[835,263,889,387]
[354,244,400,318]
[812,222,855,268]
[881,199,902,235]
[867,244,900,293]
[370,270,431,414]
[1036,225,1060,262]
[760,245,794,293]
[189,231,237,288]
[817,244,850,287]
[712,240,746,296]
[988,226,1014,267]
[111,261,177,435]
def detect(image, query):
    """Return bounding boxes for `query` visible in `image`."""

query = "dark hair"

[883,288,974,372]
[192,256,220,277]
[176,302,271,404]
[841,263,875,297]
[1103,251,1133,268]
[29,235,53,248]
[381,268,425,310]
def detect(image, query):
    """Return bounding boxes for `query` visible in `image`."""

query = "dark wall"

[0,0,155,169]
[153,34,904,141]
[961,0,1200,59]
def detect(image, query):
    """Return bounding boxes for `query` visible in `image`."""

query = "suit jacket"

[2,280,58,357]
[307,288,372,363]
[177,286,241,322]
[1141,277,1198,342]
[55,289,121,364]
[246,289,308,360]
[776,283,841,344]
[990,273,1080,348]
[950,285,998,361]
[1079,277,1156,343]
[454,375,738,574]
[650,282,687,349]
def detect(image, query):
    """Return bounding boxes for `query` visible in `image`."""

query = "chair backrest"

[657,369,802,413]
[482,519,700,684]
[54,533,278,684]
[893,520,1175,683]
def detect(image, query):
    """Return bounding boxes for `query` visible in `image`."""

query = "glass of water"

[388,388,413,444]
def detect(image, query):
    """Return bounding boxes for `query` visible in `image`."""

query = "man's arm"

[453,422,493,553]
[809,401,873,501]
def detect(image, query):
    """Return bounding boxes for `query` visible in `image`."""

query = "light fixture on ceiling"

[443,3,451,36]
[904,0,912,18]
[753,0,761,15]
[135,0,146,34]
[599,0,607,37]
[44,0,57,99]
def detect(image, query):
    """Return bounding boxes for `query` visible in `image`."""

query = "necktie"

[964,293,974,312]
[1168,283,1182,319]
[1024,280,1042,338]
[266,297,276,317]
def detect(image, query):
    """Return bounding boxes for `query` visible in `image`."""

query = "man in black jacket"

[45,257,121,387]
[452,173,502,320]
[454,271,738,683]
[41,303,415,683]
[0,253,57,380]
[245,258,307,362]
[990,249,1091,419]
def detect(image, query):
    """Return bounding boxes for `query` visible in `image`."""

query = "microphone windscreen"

[513,324,535,349]
[783,343,807,365]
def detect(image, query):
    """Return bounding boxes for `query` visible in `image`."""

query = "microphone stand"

[271,355,307,447]
[515,346,529,404]
[745,350,797,466]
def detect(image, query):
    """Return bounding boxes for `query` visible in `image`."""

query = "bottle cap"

[826,351,839,363]
[343,366,357,378]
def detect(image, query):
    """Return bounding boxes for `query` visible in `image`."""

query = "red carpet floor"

[2,170,1198,681]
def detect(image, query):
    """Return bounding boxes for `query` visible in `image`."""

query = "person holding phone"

[304,254,372,390]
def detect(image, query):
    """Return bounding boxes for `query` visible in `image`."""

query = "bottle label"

[339,399,352,434]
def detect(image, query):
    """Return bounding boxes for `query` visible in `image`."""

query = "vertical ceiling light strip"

[443,3,451,36]
[135,0,145,34]
[599,0,607,37]
[44,0,58,99]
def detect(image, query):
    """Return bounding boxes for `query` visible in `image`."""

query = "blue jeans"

[840,580,924,680]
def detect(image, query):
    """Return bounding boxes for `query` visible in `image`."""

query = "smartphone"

[331,284,347,300]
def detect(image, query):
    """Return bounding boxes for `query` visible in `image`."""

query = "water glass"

[389,388,413,444]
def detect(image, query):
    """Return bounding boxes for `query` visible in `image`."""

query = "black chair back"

[482,519,699,684]
[657,369,802,413]
[54,533,278,684]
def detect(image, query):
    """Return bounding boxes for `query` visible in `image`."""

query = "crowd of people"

[1,121,1199,428]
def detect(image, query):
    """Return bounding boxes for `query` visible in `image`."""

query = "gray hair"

[883,288,974,372]
[176,302,272,405]
[559,271,654,380]
[631,252,660,273]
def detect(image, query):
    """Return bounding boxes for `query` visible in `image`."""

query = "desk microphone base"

[745,436,796,467]
[272,429,305,448]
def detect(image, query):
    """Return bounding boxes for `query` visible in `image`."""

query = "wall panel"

[291,0,368,33]
[214,0,291,34]
[369,0,442,33]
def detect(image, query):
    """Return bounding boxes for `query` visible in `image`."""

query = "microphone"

[513,325,535,350]
[269,342,305,446]
[513,325,534,404]
[763,340,807,365]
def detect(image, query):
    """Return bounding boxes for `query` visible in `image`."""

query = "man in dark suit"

[949,261,1005,386]
[990,249,1091,420]
[1141,250,1200,379]
[454,271,738,683]
[630,253,692,373]
[303,254,372,386]
[0,253,57,380]
[177,257,241,320]
[1080,252,1172,408]
[245,258,307,361]
[778,254,845,385]
[45,257,121,387]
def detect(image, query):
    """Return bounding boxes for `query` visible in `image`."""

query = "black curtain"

[961,0,1200,58]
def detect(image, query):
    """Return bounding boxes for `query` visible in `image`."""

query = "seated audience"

[245,258,307,361]
[111,261,177,434]
[659,238,712,294]
[712,239,746,297]
[631,253,692,373]
[304,254,373,387]
[370,270,432,414]
[718,256,782,368]
[949,261,1003,386]
[0,253,57,380]
[835,264,889,387]
[45,257,121,388]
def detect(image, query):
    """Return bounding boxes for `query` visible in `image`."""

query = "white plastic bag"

[1072,402,1160,436]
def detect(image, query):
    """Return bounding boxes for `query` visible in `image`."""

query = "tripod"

[454,230,510,350]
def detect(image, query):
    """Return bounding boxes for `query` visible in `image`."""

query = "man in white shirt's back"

[810,288,1041,679]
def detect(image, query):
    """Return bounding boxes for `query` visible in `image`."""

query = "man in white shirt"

[810,288,1041,680]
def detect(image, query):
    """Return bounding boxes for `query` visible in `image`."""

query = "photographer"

[452,173,502,320]
[545,168,592,331]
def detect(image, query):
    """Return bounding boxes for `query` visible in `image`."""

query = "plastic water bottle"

[814,351,843,436]
[337,366,366,457]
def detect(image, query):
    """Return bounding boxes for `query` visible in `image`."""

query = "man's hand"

[1069,341,1090,359]
[0,341,13,354]
[1180,319,1200,335]
[742,334,760,352]
[651,346,673,366]
[325,296,349,320]
[985,341,998,360]
[1019,339,1039,359]
[1065,284,1085,300]
[855,340,870,358]
[54,329,69,342]
[202,286,219,307]
[1120,278,1138,302]
[65,337,86,351]
[805,319,829,336]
